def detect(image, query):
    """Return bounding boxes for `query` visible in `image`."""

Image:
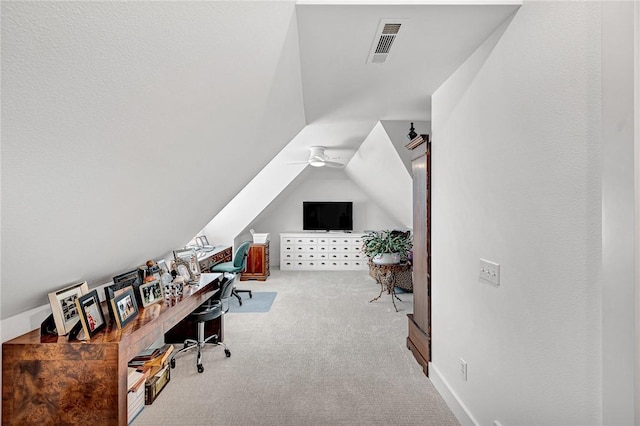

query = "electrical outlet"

[479,258,500,286]
[459,358,467,381]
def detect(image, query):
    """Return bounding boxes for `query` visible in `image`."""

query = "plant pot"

[372,253,401,265]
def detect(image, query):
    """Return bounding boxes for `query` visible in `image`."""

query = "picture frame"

[156,259,169,275]
[104,283,133,322]
[173,258,195,283]
[111,288,139,329]
[48,281,89,335]
[174,247,201,278]
[74,289,106,339]
[112,269,143,307]
[195,235,209,247]
[139,280,164,308]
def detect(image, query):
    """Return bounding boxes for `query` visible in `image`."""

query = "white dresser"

[280,232,368,270]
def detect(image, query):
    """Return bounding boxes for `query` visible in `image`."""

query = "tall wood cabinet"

[240,242,270,281]
[406,134,431,376]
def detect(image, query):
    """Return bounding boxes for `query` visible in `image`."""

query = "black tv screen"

[303,201,353,231]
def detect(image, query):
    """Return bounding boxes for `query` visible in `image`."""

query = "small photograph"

[111,287,139,329]
[118,295,135,321]
[48,281,89,336]
[139,280,164,308]
[75,289,106,339]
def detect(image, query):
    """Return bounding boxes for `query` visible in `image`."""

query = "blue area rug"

[228,291,277,313]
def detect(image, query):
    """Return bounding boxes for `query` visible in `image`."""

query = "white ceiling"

[1,1,520,320]
[297,3,520,124]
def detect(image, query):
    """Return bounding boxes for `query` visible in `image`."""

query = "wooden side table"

[369,262,412,312]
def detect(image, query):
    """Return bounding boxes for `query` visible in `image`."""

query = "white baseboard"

[429,362,479,426]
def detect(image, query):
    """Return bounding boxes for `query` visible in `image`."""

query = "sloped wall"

[431,2,602,424]
[1,1,305,320]
[345,122,413,228]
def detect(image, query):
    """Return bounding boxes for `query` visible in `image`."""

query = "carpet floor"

[133,269,458,426]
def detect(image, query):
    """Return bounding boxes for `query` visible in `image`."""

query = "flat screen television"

[303,201,353,231]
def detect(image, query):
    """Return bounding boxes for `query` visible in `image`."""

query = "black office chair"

[170,273,235,373]
[210,241,252,306]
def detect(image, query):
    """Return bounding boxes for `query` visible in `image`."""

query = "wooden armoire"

[406,134,431,376]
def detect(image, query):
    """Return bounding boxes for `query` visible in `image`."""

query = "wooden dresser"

[2,273,223,426]
[240,242,270,281]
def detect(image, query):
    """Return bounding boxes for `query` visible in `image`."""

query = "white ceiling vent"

[367,19,406,64]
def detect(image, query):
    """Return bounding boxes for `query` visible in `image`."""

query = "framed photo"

[74,289,106,339]
[112,269,143,307]
[139,280,164,308]
[174,258,195,283]
[174,247,201,278]
[195,235,209,247]
[48,281,89,336]
[111,288,139,329]
[156,259,169,275]
[104,283,133,322]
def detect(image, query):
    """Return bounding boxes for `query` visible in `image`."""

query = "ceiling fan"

[298,146,345,168]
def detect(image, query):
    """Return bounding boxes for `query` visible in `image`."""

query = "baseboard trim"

[429,362,479,426]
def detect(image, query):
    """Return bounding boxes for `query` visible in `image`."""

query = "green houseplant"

[361,230,412,265]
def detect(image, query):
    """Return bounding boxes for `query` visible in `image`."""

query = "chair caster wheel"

[170,358,176,369]
[225,349,231,358]
[197,364,204,373]
[249,293,253,299]
[239,300,243,306]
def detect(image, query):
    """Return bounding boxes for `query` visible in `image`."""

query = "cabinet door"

[246,245,266,274]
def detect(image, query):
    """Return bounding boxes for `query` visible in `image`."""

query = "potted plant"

[361,230,412,265]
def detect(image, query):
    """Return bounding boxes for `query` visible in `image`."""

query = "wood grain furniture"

[368,262,413,312]
[197,245,232,273]
[240,242,270,281]
[280,232,367,270]
[2,273,223,426]
[405,134,431,376]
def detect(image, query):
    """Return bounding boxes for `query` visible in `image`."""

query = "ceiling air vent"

[367,19,406,64]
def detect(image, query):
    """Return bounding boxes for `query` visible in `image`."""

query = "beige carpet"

[133,269,458,426]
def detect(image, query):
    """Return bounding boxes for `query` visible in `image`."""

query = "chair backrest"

[233,241,251,269]
[217,273,237,313]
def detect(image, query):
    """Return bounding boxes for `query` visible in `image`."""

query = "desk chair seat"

[211,241,252,306]
[170,274,235,373]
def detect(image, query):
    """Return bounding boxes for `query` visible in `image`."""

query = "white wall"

[601,2,636,424]
[345,122,413,228]
[247,166,403,265]
[1,1,305,320]
[431,2,603,425]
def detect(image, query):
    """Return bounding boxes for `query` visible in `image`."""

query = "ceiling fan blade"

[324,161,344,168]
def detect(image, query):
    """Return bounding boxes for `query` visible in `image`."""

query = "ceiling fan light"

[309,160,324,167]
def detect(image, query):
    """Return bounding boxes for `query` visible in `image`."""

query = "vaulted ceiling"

[1,1,519,319]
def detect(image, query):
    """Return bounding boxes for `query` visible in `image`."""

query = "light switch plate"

[479,258,500,286]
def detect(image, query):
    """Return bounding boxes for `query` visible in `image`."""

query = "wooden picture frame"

[139,280,164,308]
[104,283,133,322]
[111,288,138,329]
[48,281,89,335]
[74,289,106,339]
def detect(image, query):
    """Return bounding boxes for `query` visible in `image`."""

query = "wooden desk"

[2,273,223,426]
[197,245,232,273]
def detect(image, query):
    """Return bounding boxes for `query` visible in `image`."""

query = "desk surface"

[2,272,222,426]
